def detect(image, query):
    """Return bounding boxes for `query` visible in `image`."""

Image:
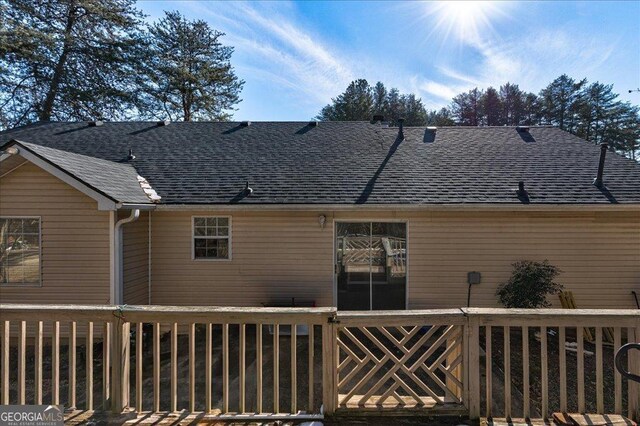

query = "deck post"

[466,315,481,419]
[111,318,130,413]
[322,314,338,415]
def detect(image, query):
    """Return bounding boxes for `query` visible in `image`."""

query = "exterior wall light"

[318,214,326,229]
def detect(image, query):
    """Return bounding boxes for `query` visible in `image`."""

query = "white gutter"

[113,209,140,305]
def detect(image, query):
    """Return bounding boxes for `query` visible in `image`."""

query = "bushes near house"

[496,260,564,308]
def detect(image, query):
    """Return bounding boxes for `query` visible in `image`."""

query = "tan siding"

[406,210,640,309]
[123,211,149,304]
[0,162,111,304]
[151,211,333,306]
[151,210,640,309]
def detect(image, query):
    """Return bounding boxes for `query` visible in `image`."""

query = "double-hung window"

[0,217,41,285]
[193,217,231,260]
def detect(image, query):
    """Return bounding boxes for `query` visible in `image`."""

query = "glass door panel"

[336,222,372,310]
[336,222,406,310]
[371,222,406,310]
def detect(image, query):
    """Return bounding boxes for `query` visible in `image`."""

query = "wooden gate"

[333,311,467,414]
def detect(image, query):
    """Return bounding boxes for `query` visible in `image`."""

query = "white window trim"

[191,215,232,261]
[0,216,42,287]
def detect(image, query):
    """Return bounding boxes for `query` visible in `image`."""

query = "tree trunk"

[40,2,76,122]
[183,96,191,121]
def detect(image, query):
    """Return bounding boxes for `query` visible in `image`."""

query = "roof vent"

[88,120,104,127]
[516,126,529,132]
[128,149,136,161]
[372,114,384,123]
[157,120,170,126]
[240,121,251,127]
[424,127,436,143]
[593,143,608,188]
[309,120,318,127]
[244,181,253,196]
[516,180,529,201]
[398,118,405,139]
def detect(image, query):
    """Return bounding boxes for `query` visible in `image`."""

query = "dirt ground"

[481,327,630,418]
[4,324,324,414]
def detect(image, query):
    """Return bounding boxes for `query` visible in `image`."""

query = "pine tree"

[372,81,387,117]
[602,103,640,158]
[0,0,145,128]
[401,94,427,126]
[426,108,455,126]
[539,74,586,132]
[316,79,428,126]
[138,11,244,121]
[576,82,620,144]
[384,88,403,125]
[481,87,501,126]
[499,83,524,125]
[317,79,372,121]
[521,93,541,125]
[451,88,483,126]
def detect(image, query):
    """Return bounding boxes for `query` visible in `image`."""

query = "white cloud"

[418,26,619,110]
[475,28,617,92]
[419,81,460,101]
[178,1,354,105]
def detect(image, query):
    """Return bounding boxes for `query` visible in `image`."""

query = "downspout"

[148,211,152,305]
[114,209,140,305]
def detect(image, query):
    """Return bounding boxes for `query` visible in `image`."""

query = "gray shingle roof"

[1,121,639,205]
[11,141,152,204]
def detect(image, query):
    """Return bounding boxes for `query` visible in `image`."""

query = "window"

[193,217,231,260]
[0,217,41,285]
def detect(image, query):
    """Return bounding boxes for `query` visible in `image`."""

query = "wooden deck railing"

[465,308,640,421]
[0,304,638,421]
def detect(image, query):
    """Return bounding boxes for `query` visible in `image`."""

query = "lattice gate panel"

[336,324,464,410]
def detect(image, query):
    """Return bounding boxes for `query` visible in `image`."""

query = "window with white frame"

[193,217,231,260]
[0,217,41,285]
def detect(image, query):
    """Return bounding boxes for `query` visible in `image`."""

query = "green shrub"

[496,260,564,308]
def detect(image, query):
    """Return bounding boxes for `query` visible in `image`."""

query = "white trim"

[148,211,152,305]
[114,209,140,305]
[191,215,233,261]
[117,203,156,210]
[0,216,42,287]
[1,146,117,211]
[333,219,409,311]
[332,217,336,308]
[109,211,116,304]
[156,203,640,212]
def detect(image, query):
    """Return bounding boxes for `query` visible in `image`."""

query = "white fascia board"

[117,203,156,210]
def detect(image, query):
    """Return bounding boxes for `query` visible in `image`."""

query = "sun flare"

[425,1,508,46]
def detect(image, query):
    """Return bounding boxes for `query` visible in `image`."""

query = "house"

[1,121,639,310]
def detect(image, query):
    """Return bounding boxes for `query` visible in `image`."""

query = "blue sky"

[139,1,640,121]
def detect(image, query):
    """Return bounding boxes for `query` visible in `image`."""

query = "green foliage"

[446,75,639,161]
[316,79,428,126]
[0,2,244,128]
[318,75,639,160]
[496,260,564,308]
[137,11,244,121]
[0,0,145,127]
